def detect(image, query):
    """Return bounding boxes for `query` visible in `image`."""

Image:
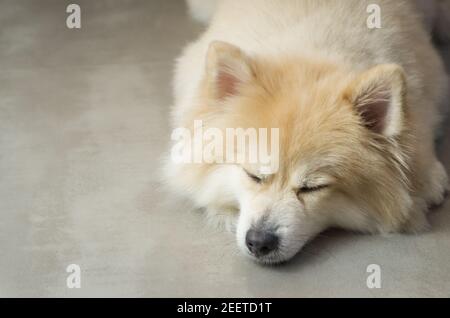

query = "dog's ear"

[205,41,254,100]
[345,64,407,137]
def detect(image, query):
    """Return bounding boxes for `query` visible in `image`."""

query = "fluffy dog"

[166,0,449,264]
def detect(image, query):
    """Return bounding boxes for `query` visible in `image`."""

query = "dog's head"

[189,41,414,264]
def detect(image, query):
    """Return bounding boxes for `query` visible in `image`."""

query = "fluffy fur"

[167,0,449,264]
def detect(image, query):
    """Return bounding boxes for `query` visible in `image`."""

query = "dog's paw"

[401,198,431,234]
[421,160,449,209]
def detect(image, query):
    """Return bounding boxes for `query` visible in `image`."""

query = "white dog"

[166,0,449,264]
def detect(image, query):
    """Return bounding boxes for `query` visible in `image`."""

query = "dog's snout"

[245,229,279,256]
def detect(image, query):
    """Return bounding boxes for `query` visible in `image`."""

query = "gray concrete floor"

[1,0,450,297]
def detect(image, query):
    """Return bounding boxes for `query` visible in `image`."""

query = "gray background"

[1,0,450,297]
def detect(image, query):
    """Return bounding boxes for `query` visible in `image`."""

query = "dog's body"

[167,0,449,264]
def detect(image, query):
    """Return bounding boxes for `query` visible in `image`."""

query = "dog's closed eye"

[244,169,263,183]
[297,184,329,194]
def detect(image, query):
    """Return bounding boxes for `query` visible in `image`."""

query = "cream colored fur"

[167,0,449,264]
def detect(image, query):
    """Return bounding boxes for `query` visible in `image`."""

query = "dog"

[165,0,449,264]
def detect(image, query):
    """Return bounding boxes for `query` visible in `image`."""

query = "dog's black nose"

[246,229,279,256]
